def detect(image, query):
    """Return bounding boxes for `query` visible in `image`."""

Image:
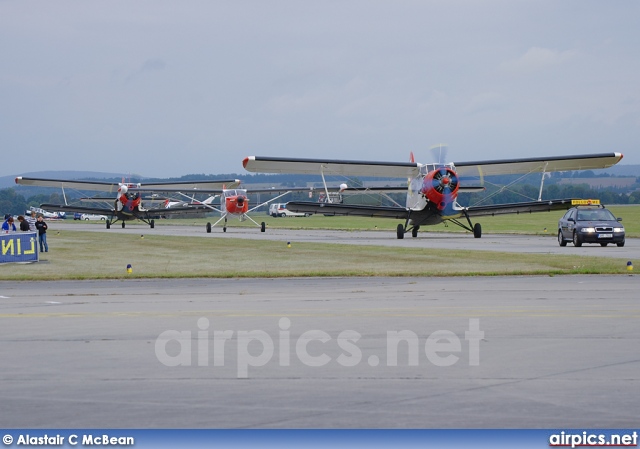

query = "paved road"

[53,222,640,260]
[1,276,638,428]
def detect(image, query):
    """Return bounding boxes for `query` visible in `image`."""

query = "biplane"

[242,151,624,239]
[15,177,242,229]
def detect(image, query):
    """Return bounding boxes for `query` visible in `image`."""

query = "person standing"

[35,215,48,252]
[2,216,16,232]
[18,215,30,231]
[26,211,37,231]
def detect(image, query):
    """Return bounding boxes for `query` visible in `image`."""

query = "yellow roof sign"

[572,199,601,205]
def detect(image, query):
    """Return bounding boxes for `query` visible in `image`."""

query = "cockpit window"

[224,189,247,197]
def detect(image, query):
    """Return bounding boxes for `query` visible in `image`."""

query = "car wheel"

[558,230,567,247]
[573,231,582,247]
[617,239,625,247]
[600,242,608,247]
[85,218,89,220]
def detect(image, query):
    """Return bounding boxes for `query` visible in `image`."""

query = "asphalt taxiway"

[1,276,638,428]
[53,222,640,260]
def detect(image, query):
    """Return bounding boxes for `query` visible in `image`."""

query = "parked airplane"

[15,177,241,229]
[242,152,624,239]
[15,176,309,233]
[27,206,66,220]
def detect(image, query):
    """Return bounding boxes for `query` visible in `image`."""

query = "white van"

[268,203,309,217]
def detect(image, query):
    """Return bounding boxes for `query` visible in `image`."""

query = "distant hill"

[600,164,640,177]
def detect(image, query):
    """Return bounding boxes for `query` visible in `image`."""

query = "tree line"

[2,181,639,216]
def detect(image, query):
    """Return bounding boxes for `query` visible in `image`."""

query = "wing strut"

[537,162,549,202]
[320,166,332,203]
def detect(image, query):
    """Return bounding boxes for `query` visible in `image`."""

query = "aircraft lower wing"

[464,199,576,217]
[39,203,213,216]
[39,204,116,215]
[288,198,575,220]
[286,201,410,219]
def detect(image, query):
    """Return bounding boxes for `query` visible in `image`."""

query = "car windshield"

[576,209,616,221]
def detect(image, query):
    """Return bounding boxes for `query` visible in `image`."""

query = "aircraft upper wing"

[16,177,122,192]
[286,201,410,219]
[243,153,623,179]
[454,153,623,177]
[16,177,241,192]
[243,156,420,178]
[138,180,241,190]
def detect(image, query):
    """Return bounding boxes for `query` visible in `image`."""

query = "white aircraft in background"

[27,206,66,220]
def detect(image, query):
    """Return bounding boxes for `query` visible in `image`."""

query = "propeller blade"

[430,144,449,167]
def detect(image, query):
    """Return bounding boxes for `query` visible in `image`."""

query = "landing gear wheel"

[106,220,111,229]
[558,230,567,247]
[206,222,212,233]
[150,219,155,229]
[261,222,266,232]
[223,227,227,232]
[412,226,419,238]
[573,231,582,247]
[121,221,126,229]
[617,239,625,247]
[396,223,404,240]
[473,223,482,238]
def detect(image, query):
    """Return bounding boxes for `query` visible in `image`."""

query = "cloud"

[499,47,576,73]
[125,58,167,83]
[464,92,506,115]
[140,58,166,73]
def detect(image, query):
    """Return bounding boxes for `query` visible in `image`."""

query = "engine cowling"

[421,168,460,210]
[225,195,249,215]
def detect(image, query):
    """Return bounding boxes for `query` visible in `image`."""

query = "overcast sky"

[1,1,638,178]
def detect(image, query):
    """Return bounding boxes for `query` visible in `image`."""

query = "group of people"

[2,211,49,252]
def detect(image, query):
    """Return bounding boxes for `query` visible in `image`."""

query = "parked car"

[558,205,625,247]
[81,214,108,221]
[268,203,310,217]
[73,213,83,220]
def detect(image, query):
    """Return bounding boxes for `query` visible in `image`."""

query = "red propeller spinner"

[421,167,460,210]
